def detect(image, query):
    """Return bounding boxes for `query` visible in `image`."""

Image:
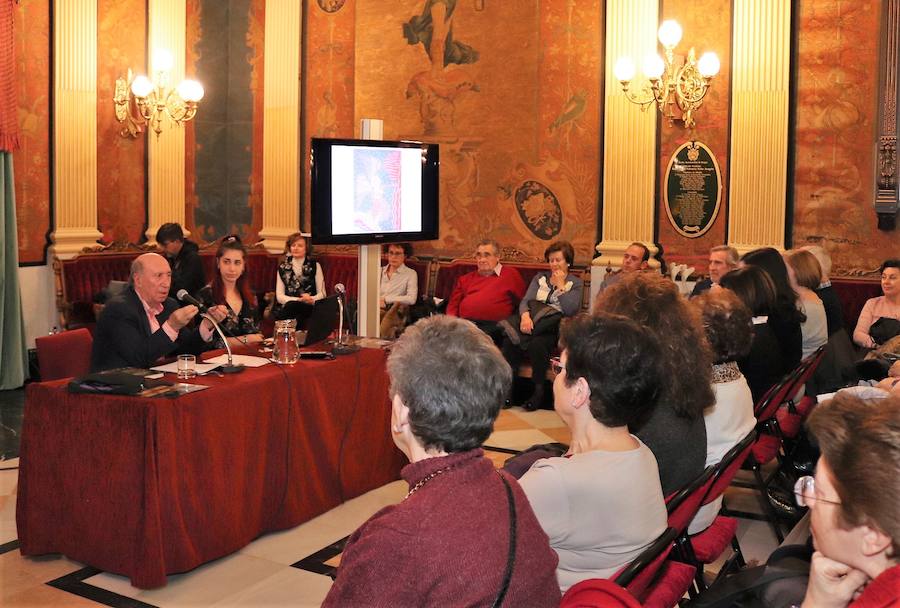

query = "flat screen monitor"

[310,138,439,245]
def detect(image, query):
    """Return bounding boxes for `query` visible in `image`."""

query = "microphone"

[177,290,243,374]
[334,283,346,297]
[176,289,209,313]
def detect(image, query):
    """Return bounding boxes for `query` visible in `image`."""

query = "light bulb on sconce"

[614,19,719,128]
[113,49,204,138]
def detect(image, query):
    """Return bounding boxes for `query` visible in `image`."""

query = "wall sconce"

[614,20,720,129]
[113,49,204,138]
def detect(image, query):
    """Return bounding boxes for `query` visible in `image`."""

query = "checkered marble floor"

[0,408,783,607]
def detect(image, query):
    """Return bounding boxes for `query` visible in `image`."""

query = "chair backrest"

[665,465,716,534]
[613,527,679,599]
[754,364,802,423]
[790,345,827,398]
[701,429,756,507]
[559,578,641,608]
[35,328,93,381]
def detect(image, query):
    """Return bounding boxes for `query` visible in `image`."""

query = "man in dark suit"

[690,245,739,297]
[90,253,227,372]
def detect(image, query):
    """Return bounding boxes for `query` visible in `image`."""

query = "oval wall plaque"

[663,141,722,238]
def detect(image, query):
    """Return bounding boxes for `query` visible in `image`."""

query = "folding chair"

[684,430,756,591]
[614,527,696,608]
[776,345,827,440]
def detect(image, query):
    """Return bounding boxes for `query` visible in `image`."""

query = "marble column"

[595,0,660,270]
[258,0,302,253]
[50,0,103,259]
[727,0,792,254]
[145,0,188,243]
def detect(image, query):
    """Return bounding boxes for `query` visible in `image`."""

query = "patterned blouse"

[198,286,260,348]
[278,256,318,298]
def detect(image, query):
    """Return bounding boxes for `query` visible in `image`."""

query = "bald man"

[90,253,228,372]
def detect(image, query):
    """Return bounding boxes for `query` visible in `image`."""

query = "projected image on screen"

[331,145,423,236]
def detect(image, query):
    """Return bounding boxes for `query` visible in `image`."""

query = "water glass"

[176,354,197,379]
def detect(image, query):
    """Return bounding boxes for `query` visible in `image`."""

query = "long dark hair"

[741,247,805,324]
[210,237,254,305]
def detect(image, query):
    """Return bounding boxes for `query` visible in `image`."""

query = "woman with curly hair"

[594,272,714,495]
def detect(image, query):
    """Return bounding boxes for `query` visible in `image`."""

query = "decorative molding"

[596,0,659,268]
[875,0,899,230]
[727,0,791,252]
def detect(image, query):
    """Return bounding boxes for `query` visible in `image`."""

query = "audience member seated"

[379,242,418,339]
[720,266,791,403]
[795,392,900,608]
[323,316,561,607]
[518,314,667,592]
[446,239,526,343]
[272,232,325,326]
[596,241,649,294]
[500,240,583,411]
[853,259,900,351]
[90,253,227,371]
[197,236,263,349]
[785,249,828,359]
[156,222,206,299]
[688,290,756,534]
[803,245,845,336]
[741,247,805,371]
[595,272,713,496]
[691,245,739,297]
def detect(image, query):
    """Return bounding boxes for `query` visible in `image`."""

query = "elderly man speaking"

[90,253,227,371]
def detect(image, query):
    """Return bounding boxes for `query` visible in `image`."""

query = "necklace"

[405,462,461,499]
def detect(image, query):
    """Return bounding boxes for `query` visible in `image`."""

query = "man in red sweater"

[447,239,526,343]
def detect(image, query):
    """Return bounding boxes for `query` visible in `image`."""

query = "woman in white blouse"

[853,259,900,349]
[273,233,325,324]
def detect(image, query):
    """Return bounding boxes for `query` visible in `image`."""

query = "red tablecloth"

[16,348,405,588]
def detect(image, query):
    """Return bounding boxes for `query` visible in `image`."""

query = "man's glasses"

[550,357,565,375]
[387,251,404,257]
[793,475,842,508]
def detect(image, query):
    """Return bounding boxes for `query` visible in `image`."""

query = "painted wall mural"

[186,0,264,244]
[13,0,50,264]
[352,0,601,264]
[792,0,892,277]
[97,0,147,246]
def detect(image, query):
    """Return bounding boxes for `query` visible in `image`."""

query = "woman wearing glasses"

[796,393,900,607]
[518,314,667,592]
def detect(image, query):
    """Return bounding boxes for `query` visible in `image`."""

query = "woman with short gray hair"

[323,315,561,607]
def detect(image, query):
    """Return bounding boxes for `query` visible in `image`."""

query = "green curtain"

[0,151,27,389]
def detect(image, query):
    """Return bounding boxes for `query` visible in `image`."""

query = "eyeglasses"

[387,251,405,256]
[550,357,565,375]
[793,475,842,508]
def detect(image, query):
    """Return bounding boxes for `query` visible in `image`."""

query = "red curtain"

[0,0,18,152]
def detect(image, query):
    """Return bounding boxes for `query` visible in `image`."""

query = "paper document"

[204,354,272,368]
[151,361,222,375]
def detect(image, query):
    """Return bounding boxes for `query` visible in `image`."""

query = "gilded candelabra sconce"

[613,20,720,129]
[113,49,204,138]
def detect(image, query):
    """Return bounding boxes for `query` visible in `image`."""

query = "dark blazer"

[168,239,206,299]
[90,287,209,372]
[690,278,713,298]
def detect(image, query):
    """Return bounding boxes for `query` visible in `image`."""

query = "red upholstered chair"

[684,430,756,591]
[559,578,642,608]
[318,253,360,298]
[432,259,477,299]
[612,527,696,608]
[776,345,826,440]
[35,328,93,381]
[663,466,716,597]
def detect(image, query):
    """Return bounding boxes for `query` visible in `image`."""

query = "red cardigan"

[446,266,526,322]
[851,564,900,607]
[323,449,561,607]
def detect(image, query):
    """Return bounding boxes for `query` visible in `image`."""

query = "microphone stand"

[201,313,244,373]
[332,293,359,356]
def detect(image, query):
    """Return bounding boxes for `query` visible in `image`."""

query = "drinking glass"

[176,354,197,379]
